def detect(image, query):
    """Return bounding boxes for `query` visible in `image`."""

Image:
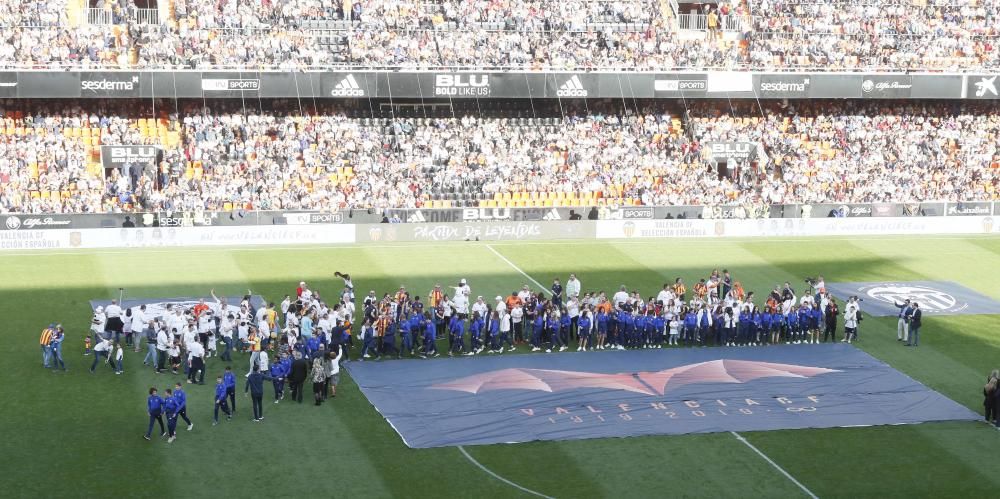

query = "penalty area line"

[485,244,549,295]
[458,445,555,499]
[731,431,819,499]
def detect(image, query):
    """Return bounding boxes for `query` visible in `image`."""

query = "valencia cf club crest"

[714,220,726,236]
[622,221,636,238]
[368,227,383,241]
[70,231,82,247]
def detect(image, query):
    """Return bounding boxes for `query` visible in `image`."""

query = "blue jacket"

[215,383,227,402]
[223,371,236,389]
[424,321,436,339]
[164,396,179,418]
[596,312,608,330]
[469,319,483,336]
[683,312,697,328]
[173,388,187,409]
[449,317,464,335]
[579,316,592,332]
[148,394,164,414]
[245,371,273,396]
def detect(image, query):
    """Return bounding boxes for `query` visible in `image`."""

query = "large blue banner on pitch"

[347,345,978,448]
[826,280,1000,316]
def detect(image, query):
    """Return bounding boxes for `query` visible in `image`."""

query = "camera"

[804,277,816,285]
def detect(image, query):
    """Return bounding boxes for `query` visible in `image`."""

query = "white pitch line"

[731,431,819,499]
[458,445,555,499]
[485,244,549,295]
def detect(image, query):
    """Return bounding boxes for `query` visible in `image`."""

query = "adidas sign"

[331,74,364,96]
[542,208,561,221]
[556,76,588,97]
[407,210,426,223]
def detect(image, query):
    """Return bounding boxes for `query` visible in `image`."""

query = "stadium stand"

[2,0,997,70]
[2,99,998,213]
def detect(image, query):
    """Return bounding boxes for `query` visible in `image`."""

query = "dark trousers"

[167,415,178,436]
[157,350,167,371]
[250,394,263,419]
[227,387,236,413]
[823,322,837,342]
[986,400,996,423]
[214,400,231,422]
[513,321,524,343]
[146,412,165,437]
[177,408,192,426]
[273,378,285,399]
[189,357,205,384]
[291,380,304,403]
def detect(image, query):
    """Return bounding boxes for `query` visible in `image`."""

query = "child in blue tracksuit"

[449,315,465,355]
[223,367,237,414]
[269,357,286,401]
[164,388,179,442]
[760,310,772,345]
[423,317,438,357]
[596,310,608,349]
[752,309,763,345]
[737,309,751,345]
[786,307,800,343]
[683,310,697,345]
[488,313,501,352]
[560,313,572,347]
[214,376,232,424]
[399,318,413,355]
[532,314,545,350]
[469,312,483,352]
[546,313,562,351]
[144,387,165,440]
[809,304,823,344]
[652,313,665,347]
[798,306,811,344]
[409,314,423,354]
[361,320,376,359]
[172,383,193,430]
[578,312,592,351]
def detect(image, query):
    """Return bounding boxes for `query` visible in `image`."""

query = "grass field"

[4,235,1000,498]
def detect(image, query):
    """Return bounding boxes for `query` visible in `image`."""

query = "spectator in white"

[187,339,206,385]
[472,296,489,319]
[566,274,581,299]
[657,284,675,306]
[566,295,581,340]
[91,307,107,342]
[613,285,630,311]
[452,279,471,300]
[452,290,470,320]
[155,325,170,373]
[105,300,124,342]
[495,296,507,314]
[130,305,148,353]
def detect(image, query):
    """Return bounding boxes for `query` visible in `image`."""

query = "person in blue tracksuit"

[213,376,232,425]
[487,311,502,353]
[797,305,811,344]
[737,307,751,345]
[423,315,438,357]
[786,306,800,343]
[760,309,772,345]
[469,312,483,353]
[361,319,376,359]
[408,313,422,355]
[223,366,237,414]
[559,311,572,347]
[532,312,545,351]
[546,311,563,352]
[752,308,764,345]
[652,313,665,348]
[595,309,608,350]
[172,383,193,431]
[164,388,179,443]
[449,314,465,356]
[642,312,655,348]
[771,309,784,344]
[144,387,165,441]
[399,316,413,356]
[683,308,697,346]
[578,310,592,351]
[809,303,823,344]
[269,355,287,402]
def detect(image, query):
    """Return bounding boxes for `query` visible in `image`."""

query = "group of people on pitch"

[353,272,866,361]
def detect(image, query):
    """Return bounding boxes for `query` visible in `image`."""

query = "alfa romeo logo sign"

[861,284,962,313]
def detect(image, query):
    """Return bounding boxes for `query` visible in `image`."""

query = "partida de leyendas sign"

[434,74,490,97]
[101,145,163,168]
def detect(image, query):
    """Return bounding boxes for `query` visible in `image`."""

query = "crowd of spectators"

[0,0,997,70]
[1,99,998,214]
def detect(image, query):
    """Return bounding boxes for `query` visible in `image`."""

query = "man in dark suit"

[906,303,923,347]
[289,351,309,403]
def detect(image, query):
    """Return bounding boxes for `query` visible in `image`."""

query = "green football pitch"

[4,235,1000,498]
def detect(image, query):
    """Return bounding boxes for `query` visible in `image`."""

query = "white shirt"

[183,328,198,349]
[187,342,204,360]
[258,352,269,371]
[657,289,674,305]
[220,318,234,339]
[499,313,511,332]
[91,312,106,333]
[612,291,629,309]
[130,310,146,331]
[495,300,507,314]
[511,306,524,323]
[105,304,122,318]
[566,278,581,298]
[472,301,488,318]
[156,330,170,351]
[94,340,112,353]
[517,290,531,302]
[452,284,471,298]
[281,298,291,315]
[114,347,124,361]
[453,294,469,314]
[566,299,580,318]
